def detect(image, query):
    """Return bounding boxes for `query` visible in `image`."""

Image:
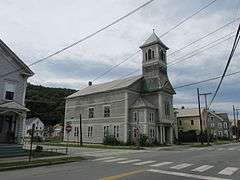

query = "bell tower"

[140,30,175,94]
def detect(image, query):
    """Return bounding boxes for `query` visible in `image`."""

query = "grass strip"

[0,156,84,171]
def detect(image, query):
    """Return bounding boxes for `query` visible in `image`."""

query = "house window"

[152,51,154,59]
[218,131,223,137]
[149,128,155,138]
[134,128,137,137]
[114,125,120,138]
[74,127,79,137]
[211,123,215,128]
[148,49,152,60]
[104,126,109,137]
[223,122,228,129]
[88,126,93,137]
[149,112,154,122]
[191,120,194,125]
[165,102,170,116]
[179,120,182,126]
[4,81,16,100]
[89,107,94,118]
[224,130,228,136]
[133,111,139,122]
[210,116,214,121]
[145,52,148,61]
[218,123,222,128]
[0,117,3,133]
[104,106,111,117]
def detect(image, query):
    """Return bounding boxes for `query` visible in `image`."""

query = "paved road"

[1,143,240,180]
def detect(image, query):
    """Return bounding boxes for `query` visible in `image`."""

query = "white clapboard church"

[64,31,176,144]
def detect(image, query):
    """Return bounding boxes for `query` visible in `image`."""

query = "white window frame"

[4,81,16,101]
[133,111,139,122]
[103,105,111,117]
[218,123,222,128]
[88,107,94,118]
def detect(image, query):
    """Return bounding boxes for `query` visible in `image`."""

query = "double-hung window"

[114,125,119,138]
[104,106,110,117]
[88,126,93,137]
[4,81,16,101]
[74,127,79,137]
[89,107,94,118]
[104,126,109,137]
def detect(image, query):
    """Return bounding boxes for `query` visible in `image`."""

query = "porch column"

[163,126,166,144]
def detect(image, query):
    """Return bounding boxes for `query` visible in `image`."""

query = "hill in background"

[25,83,77,125]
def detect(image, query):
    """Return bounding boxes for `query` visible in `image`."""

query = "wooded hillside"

[25,83,77,125]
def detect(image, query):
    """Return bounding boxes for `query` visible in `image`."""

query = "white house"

[64,31,176,144]
[0,39,34,144]
[24,117,45,138]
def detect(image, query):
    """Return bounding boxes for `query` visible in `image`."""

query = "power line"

[208,24,240,107]
[168,32,235,67]
[168,17,240,57]
[173,69,240,89]
[92,50,141,82]
[159,0,218,38]
[0,0,154,79]
[90,0,219,83]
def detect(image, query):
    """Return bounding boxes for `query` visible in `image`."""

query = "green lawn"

[0,156,84,171]
[37,142,144,150]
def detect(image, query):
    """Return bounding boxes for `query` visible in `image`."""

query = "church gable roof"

[0,39,34,76]
[131,96,156,109]
[140,31,169,50]
[67,75,143,98]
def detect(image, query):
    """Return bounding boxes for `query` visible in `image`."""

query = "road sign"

[65,123,72,133]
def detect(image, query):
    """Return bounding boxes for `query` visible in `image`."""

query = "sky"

[0,0,240,118]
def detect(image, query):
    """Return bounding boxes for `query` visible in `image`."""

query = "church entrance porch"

[157,125,173,144]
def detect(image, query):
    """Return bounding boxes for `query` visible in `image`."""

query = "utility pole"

[199,92,212,145]
[236,108,240,141]
[197,88,204,145]
[79,114,83,146]
[233,105,237,140]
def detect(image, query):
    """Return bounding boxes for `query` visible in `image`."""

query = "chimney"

[181,106,185,109]
[88,81,92,86]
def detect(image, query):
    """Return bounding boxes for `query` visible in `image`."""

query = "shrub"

[103,135,120,145]
[139,134,149,146]
[35,145,43,152]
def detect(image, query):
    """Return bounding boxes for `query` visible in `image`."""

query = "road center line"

[99,169,145,180]
[147,169,232,180]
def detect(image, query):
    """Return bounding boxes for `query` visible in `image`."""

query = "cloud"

[1,0,240,117]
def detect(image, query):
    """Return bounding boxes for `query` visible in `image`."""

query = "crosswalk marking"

[104,158,128,162]
[218,167,239,176]
[133,160,156,166]
[117,159,141,164]
[170,163,193,170]
[192,165,214,172]
[150,162,173,167]
[93,156,116,161]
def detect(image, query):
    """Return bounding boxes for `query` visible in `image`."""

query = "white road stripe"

[117,159,141,164]
[170,163,193,170]
[218,167,239,176]
[104,158,127,162]
[133,160,156,165]
[228,147,237,151]
[148,169,231,180]
[150,162,173,167]
[92,157,116,161]
[192,165,214,172]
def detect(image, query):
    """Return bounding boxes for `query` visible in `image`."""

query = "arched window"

[152,51,154,59]
[148,49,152,60]
[145,52,148,61]
[161,50,165,61]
